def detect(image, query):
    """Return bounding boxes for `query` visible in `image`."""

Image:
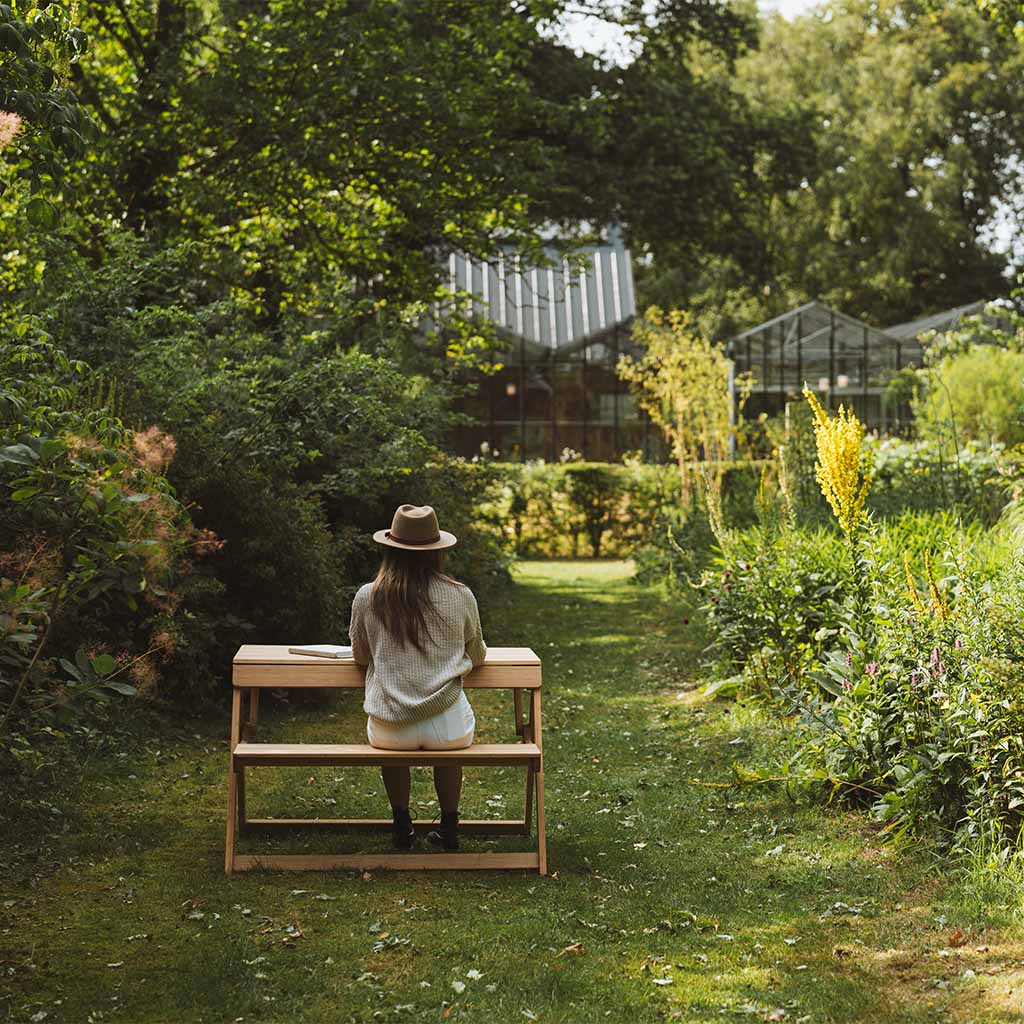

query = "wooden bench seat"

[233,742,541,768]
[226,645,546,875]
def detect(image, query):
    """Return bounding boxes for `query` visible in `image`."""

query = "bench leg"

[245,688,260,741]
[226,687,242,876]
[535,767,547,876]
[237,766,247,831]
[225,769,238,876]
[513,689,524,738]
[523,765,534,836]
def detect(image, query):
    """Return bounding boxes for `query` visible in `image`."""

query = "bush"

[867,437,1008,525]
[910,308,1024,448]
[488,458,766,561]
[698,508,1024,848]
[1,322,224,817]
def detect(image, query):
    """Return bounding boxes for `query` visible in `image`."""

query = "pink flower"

[929,647,945,677]
[0,111,22,151]
[866,662,879,677]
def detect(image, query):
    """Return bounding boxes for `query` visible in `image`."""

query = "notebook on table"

[287,645,355,660]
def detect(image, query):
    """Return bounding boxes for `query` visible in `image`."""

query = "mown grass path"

[3,561,1023,1023]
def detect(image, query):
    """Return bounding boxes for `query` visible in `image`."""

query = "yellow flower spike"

[924,552,950,621]
[904,553,924,613]
[802,387,874,536]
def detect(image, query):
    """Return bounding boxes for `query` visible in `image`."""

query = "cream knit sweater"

[349,576,488,724]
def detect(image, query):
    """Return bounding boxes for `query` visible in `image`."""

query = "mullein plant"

[802,387,875,632]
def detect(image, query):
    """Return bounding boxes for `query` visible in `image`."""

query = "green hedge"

[483,460,768,559]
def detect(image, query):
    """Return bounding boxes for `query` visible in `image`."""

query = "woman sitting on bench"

[348,504,488,853]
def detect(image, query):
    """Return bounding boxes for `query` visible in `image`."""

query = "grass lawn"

[3,560,1024,1024]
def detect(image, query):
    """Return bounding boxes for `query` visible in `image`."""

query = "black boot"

[427,811,459,852]
[392,807,415,850]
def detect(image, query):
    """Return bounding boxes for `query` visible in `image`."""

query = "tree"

[726,0,1024,326]
[0,1,90,219]
[617,307,735,505]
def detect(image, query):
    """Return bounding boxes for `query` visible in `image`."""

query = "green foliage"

[485,460,767,561]
[0,321,227,815]
[0,1,91,199]
[699,507,1024,848]
[562,464,629,558]
[915,346,1024,447]
[867,437,1008,524]
[665,0,1024,325]
[618,307,736,504]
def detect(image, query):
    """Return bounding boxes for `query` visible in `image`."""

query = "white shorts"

[367,691,475,751]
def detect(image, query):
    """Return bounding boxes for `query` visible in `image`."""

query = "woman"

[349,504,487,852]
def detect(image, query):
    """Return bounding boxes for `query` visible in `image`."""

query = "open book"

[288,644,355,660]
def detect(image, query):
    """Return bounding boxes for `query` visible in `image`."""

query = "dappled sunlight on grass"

[3,561,1022,1022]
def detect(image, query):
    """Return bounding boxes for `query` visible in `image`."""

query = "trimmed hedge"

[483,460,768,559]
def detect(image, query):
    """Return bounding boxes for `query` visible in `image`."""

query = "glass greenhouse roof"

[727,301,921,394]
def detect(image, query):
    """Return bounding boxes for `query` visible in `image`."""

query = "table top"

[233,645,540,666]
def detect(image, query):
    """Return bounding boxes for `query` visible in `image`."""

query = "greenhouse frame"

[726,300,923,432]
[446,227,662,462]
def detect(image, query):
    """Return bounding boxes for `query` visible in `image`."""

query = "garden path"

[2,561,1022,1023]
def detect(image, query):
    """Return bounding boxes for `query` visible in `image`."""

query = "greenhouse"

[447,227,662,461]
[726,300,922,432]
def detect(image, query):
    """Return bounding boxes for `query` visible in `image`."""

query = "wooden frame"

[225,646,545,875]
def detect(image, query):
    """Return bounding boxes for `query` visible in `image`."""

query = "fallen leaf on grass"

[558,943,584,956]
[833,947,852,959]
[948,929,968,948]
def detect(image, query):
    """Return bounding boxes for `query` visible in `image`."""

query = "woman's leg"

[382,766,411,808]
[432,766,462,814]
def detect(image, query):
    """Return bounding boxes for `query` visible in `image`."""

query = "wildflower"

[845,651,853,666]
[865,662,879,677]
[924,553,949,621]
[954,637,963,651]
[842,680,854,692]
[929,647,946,677]
[802,387,873,536]
[903,553,924,613]
[0,111,22,150]
[132,426,177,472]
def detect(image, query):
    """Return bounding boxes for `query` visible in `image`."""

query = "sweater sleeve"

[349,588,371,666]
[464,588,488,667]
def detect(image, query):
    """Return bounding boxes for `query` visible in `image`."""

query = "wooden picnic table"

[226,645,546,874]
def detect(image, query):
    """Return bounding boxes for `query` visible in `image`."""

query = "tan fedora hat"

[373,504,457,551]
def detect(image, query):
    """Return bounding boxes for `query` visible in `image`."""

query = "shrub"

[698,507,1024,848]
[1,323,224,817]
[867,437,1007,525]
[489,459,765,562]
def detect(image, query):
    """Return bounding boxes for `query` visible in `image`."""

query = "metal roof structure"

[885,300,989,340]
[727,300,919,396]
[436,224,636,353]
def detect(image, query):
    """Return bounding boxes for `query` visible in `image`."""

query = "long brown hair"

[370,547,454,652]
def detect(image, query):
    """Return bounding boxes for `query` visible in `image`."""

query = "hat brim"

[373,529,457,551]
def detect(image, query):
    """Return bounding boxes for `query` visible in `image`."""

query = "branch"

[70,65,119,133]
[112,0,150,64]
